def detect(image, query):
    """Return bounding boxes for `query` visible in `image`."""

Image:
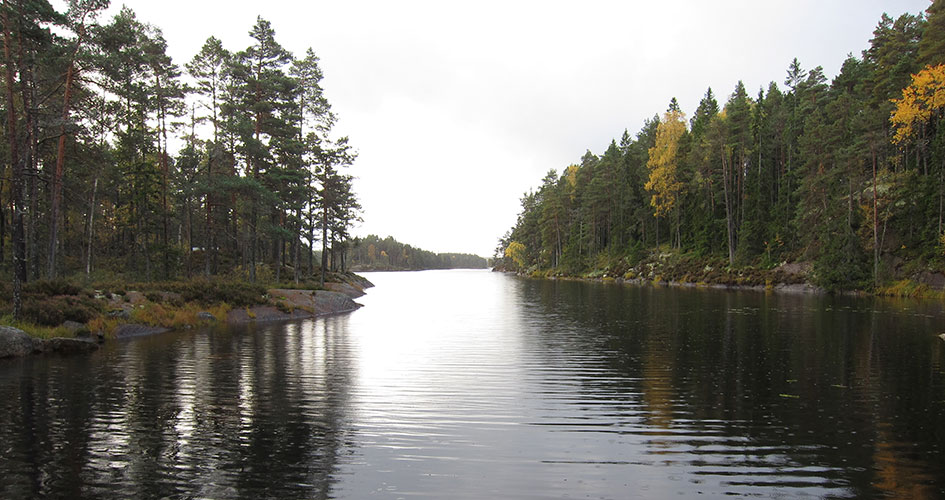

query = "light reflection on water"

[1,269,945,499]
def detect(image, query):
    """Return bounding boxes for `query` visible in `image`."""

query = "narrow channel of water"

[2,270,944,498]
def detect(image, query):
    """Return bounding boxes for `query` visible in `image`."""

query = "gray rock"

[0,326,35,358]
[325,282,366,298]
[114,324,169,339]
[62,320,85,333]
[197,311,216,321]
[312,290,361,315]
[107,309,130,319]
[44,337,99,354]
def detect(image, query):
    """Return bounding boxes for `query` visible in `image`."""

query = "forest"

[346,235,488,271]
[0,1,361,319]
[496,2,945,292]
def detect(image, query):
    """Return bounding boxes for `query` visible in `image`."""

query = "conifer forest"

[0,2,361,316]
[496,2,945,292]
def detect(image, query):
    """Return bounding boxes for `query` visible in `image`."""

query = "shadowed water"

[2,270,944,498]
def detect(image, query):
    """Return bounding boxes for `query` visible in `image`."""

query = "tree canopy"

[497,2,945,291]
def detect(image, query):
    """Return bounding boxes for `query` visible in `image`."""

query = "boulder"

[0,326,36,358]
[114,324,169,339]
[917,271,945,290]
[197,311,216,321]
[44,337,99,354]
[107,309,131,319]
[62,320,84,331]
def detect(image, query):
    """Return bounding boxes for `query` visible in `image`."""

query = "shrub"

[23,279,83,297]
[20,295,102,326]
[274,300,293,314]
[128,279,267,307]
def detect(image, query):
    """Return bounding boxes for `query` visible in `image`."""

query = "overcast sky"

[94,0,930,257]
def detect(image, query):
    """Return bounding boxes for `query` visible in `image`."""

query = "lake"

[2,270,944,498]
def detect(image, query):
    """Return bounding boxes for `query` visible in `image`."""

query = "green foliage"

[497,6,943,292]
[0,3,360,307]
[19,296,103,326]
[23,280,84,297]
[348,234,489,271]
[129,279,268,307]
[812,221,871,292]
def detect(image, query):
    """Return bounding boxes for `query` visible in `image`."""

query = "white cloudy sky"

[92,0,930,257]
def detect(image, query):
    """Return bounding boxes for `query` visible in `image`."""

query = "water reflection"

[1,271,944,499]
[518,279,945,498]
[0,316,355,499]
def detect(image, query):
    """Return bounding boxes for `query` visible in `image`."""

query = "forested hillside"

[347,235,488,271]
[496,2,945,292]
[0,2,361,317]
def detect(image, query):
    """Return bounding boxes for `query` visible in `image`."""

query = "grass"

[130,301,233,330]
[0,315,72,340]
[875,279,945,299]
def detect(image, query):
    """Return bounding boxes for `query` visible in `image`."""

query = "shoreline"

[507,271,830,295]
[0,274,373,360]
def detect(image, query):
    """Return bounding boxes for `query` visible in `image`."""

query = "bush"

[20,295,102,326]
[23,279,83,297]
[132,279,268,307]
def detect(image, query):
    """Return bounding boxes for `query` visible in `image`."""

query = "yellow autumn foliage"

[504,241,527,268]
[645,109,686,216]
[890,64,945,144]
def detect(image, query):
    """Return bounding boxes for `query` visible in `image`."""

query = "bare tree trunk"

[872,146,879,285]
[4,2,25,319]
[48,28,83,279]
[85,177,98,276]
[320,199,328,287]
[721,144,735,267]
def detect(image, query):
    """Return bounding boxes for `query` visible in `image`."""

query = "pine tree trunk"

[4,2,26,319]
[320,203,328,287]
[85,176,98,276]
[721,144,735,267]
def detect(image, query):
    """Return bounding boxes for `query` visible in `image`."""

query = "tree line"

[347,235,488,271]
[1,1,361,319]
[497,2,945,291]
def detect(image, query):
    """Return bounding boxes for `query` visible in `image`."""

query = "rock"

[0,326,36,358]
[114,324,169,339]
[107,309,130,319]
[325,282,365,298]
[917,271,945,290]
[124,291,146,304]
[197,311,216,321]
[61,320,85,333]
[311,290,360,315]
[44,337,99,354]
[75,328,105,343]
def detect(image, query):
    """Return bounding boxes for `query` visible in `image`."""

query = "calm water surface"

[2,270,945,499]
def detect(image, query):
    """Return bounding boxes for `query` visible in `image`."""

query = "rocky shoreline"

[515,272,829,295]
[0,277,372,360]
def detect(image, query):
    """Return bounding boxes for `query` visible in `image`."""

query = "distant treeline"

[496,3,945,291]
[348,235,488,271]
